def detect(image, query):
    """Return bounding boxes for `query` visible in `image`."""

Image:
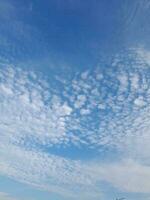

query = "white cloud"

[0,142,102,199]
[1,47,150,198]
[91,159,150,193]
[80,108,91,115]
[74,94,87,109]
[81,70,89,79]
[0,65,102,199]
[134,96,146,107]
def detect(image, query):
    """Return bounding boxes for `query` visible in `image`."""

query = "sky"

[0,0,150,200]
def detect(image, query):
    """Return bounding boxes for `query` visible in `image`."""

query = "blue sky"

[0,0,150,200]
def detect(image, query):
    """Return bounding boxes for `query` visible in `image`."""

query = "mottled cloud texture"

[1,47,150,199]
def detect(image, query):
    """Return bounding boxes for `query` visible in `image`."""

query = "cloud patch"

[1,47,150,198]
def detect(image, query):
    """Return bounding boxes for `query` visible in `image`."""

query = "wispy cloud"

[0,192,19,200]
[0,47,150,198]
[0,0,47,63]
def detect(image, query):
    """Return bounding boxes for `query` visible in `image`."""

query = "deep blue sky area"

[2,0,149,68]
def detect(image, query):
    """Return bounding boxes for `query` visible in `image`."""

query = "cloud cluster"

[0,65,102,199]
[1,47,150,198]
